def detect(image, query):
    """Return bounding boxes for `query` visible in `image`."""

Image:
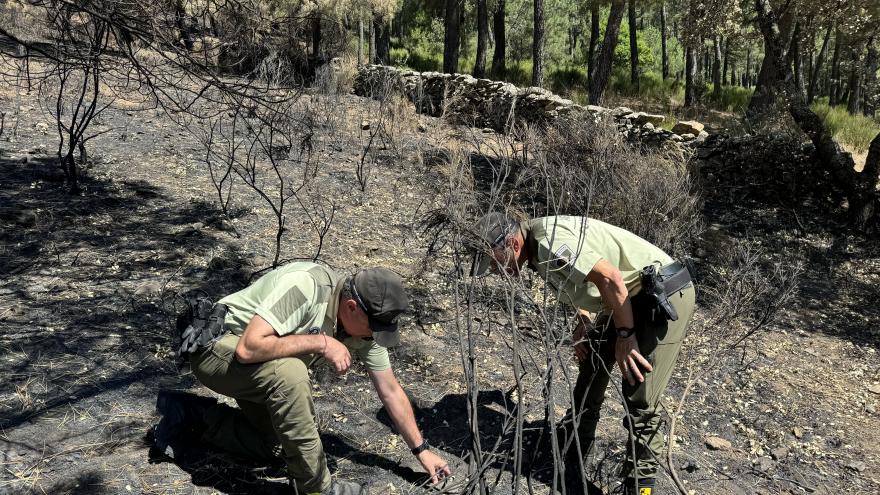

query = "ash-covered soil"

[1,82,879,495]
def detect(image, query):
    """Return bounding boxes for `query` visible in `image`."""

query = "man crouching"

[154,262,451,494]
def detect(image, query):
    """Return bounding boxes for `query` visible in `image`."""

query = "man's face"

[489,239,521,275]
[338,299,372,337]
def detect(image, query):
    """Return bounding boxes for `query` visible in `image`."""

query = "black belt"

[658,260,693,296]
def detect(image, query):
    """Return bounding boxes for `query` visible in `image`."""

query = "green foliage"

[547,65,586,94]
[706,84,753,113]
[811,100,880,153]
[610,70,682,101]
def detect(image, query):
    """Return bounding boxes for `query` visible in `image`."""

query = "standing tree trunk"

[490,0,506,78]
[474,0,489,77]
[443,0,461,73]
[684,44,699,107]
[311,15,321,58]
[749,8,796,113]
[628,0,639,91]
[532,0,545,86]
[587,1,600,88]
[830,28,842,106]
[373,15,390,64]
[847,41,866,115]
[745,47,751,88]
[864,40,879,117]
[589,0,626,104]
[791,21,805,100]
[368,19,375,63]
[712,35,722,97]
[357,17,364,66]
[722,36,729,84]
[660,0,668,79]
[808,23,833,103]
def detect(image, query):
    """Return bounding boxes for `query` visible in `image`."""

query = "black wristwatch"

[616,327,634,338]
[411,439,430,455]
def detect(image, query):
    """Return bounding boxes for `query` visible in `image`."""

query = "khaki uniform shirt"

[218,262,391,371]
[524,216,673,313]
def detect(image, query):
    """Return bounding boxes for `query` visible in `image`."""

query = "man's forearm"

[239,333,326,363]
[598,281,635,330]
[382,385,424,449]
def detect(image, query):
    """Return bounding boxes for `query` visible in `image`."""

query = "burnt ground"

[0,77,879,495]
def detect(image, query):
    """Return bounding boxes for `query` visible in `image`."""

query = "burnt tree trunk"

[491,0,506,78]
[474,0,489,77]
[628,0,639,91]
[443,0,461,73]
[374,16,390,65]
[660,1,668,79]
[532,0,545,86]
[808,23,832,103]
[589,0,625,104]
[312,15,321,57]
[587,1,600,88]
[753,0,880,229]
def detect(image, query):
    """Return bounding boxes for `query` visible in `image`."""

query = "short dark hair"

[340,276,354,301]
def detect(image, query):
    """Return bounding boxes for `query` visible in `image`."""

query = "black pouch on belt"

[176,295,228,362]
[639,261,693,322]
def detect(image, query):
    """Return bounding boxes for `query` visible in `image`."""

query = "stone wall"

[353,64,709,146]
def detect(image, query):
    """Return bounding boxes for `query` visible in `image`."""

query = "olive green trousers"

[191,333,331,494]
[570,285,696,481]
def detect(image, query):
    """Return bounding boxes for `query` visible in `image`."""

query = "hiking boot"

[153,390,217,459]
[622,477,655,495]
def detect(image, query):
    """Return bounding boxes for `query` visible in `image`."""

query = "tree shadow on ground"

[0,152,250,433]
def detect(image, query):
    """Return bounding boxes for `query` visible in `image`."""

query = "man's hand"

[615,334,652,386]
[417,450,451,484]
[322,336,352,374]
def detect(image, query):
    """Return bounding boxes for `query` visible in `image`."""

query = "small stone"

[868,384,880,395]
[755,457,775,472]
[360,120,370,130]
[672,120,705,135]
[634,112,665,126]
[846,461,867,472]
[680,133,696,141]
[866,403,876,414]
[680,460,699,472]
[642,122,655,131]
[704,436,732,451]
[793,427,803,439]
[771,447,789,460]
[134,282,163,297]
[190,222,205,231]
[417,123,427,132]
[611,106,634,118]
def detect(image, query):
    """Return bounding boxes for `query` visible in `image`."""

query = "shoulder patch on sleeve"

[551,244,577,271]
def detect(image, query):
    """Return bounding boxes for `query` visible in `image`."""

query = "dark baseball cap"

[470,212,518,276]
[350,268,409,347]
